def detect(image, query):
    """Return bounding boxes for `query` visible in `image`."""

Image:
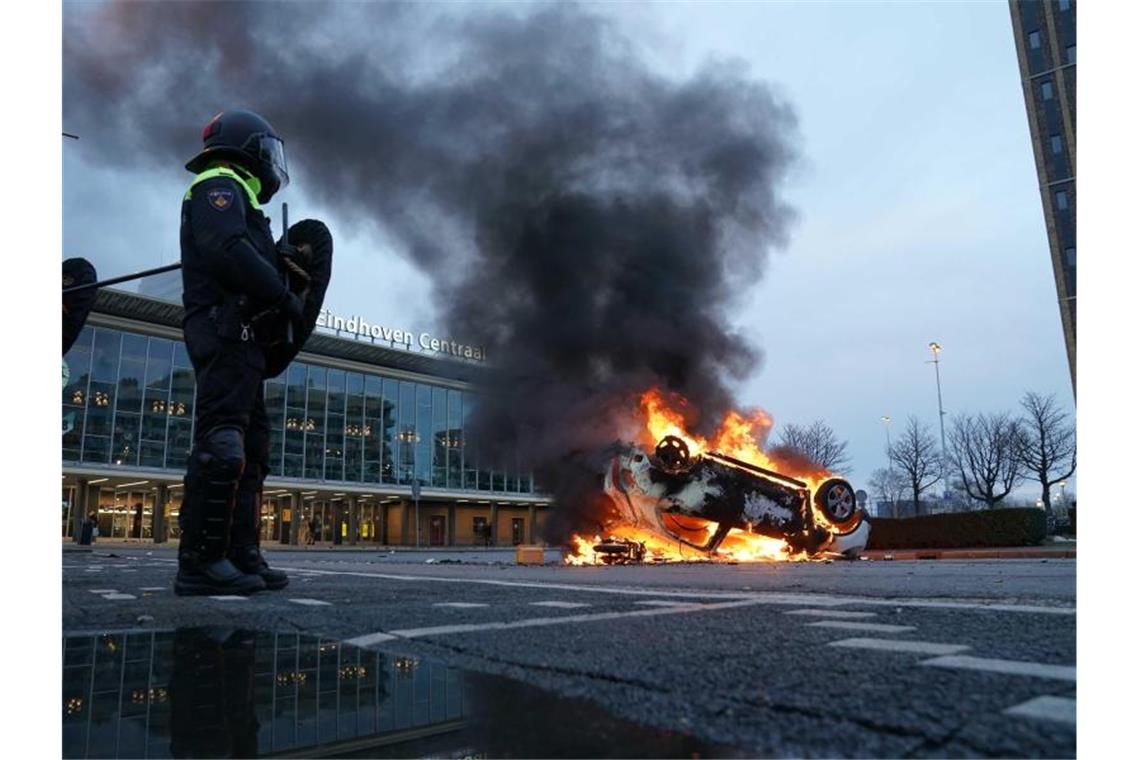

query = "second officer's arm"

[186,176,292,309]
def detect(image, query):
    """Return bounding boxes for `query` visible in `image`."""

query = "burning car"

[601,435,869,559]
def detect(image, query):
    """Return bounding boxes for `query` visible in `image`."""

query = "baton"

[62,262,181,295]
[281,202,295,345]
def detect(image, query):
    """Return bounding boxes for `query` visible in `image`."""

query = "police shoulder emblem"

[207,189,234,211]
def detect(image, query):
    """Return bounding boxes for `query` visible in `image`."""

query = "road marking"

[101,593,136,600]
[432,602,490,609]
[208,595,251,601]
[529,601,591,609]
[289,598,333,606]
[785,609,877,619]
[1003,696,1077,725]
[264,566,1075,614]
[346,598,765,647]
[806,621,916,634]
[922,655,1076,681]
[344,632,399,647]
[828,638,971,656]
[88,589,118,594]
[634,600,702,607]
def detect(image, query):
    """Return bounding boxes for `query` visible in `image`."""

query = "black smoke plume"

[64,1,799,541]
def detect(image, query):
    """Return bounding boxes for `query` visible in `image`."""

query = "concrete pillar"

[333,500,345,545]
[401,500,410,546]
[349,495,359,545]
[490,503,500,547]
[447,503,457,546]
[290,491,302,545]
[274,497,284,543]
[71,478,88,542]
[528,504,537,544]
[153,484,168,544]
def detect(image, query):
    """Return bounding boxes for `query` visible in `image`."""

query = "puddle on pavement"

[63,628,736,758]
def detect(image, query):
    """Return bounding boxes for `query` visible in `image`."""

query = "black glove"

[277,241,312,293]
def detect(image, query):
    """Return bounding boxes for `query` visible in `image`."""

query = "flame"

[566,388,840,565]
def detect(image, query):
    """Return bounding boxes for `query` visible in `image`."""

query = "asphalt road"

[62,546,1076,758]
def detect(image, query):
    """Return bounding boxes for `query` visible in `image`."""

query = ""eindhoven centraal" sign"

[315,309,487,362]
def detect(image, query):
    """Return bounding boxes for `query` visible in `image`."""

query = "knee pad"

[197,426,246,483]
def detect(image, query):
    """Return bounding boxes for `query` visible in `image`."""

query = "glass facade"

[63,325,534,494]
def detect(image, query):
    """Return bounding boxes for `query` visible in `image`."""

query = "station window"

[1058,0,1070,11]
[1050,135,1063,154]
[1055,190,1069,211]
[1041,81,1053,101]
[1027,30,1041,50]
[1066,45,1075,65]
[1065,247,1076,267]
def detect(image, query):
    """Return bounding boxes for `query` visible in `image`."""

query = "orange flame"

[566,388,838,564]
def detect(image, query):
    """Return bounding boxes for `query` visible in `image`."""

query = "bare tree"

[774,420,851,472]
[1016,391,1076,508]
[887,416,942,515]
[948,412,1023,507]
[868,467,906,517]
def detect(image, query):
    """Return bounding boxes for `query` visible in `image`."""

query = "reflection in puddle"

[63,629,463,759]
[63,629,734,758]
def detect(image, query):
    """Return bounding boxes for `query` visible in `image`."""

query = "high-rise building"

[1008,0,1076,392]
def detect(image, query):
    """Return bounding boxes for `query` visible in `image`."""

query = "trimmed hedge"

[866,508,1046,550]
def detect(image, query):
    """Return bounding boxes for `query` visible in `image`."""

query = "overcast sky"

[62,1,1074,499]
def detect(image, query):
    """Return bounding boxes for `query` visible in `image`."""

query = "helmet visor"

[247,133,289,191]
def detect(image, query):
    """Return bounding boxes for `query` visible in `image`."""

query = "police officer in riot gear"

[176,109,305,595]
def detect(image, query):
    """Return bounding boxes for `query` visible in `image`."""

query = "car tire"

[814,478,861,531]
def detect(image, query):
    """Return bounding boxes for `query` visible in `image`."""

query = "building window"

[1055,191,1069,210]
[1065,247,1075,267]
[1041,81,1054,101]
[1028,30,1041,50]
[1050,135,1063,154]
[1059,0,1070,12]
[1066,45,1075,65]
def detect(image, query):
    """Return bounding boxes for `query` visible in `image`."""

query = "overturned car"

[601,436,870,559]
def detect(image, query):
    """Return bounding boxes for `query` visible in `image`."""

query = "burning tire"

[654,435,691,473]
[814,478,860,530]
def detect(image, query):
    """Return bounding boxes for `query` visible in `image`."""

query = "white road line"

[347,598,765,647]
[344,632,399,647]
[101,593,136,600]
[529,601,591,609]
[922,655,1076,681]
[264,565,1075,615]
[806,621,916,634]
[634,600,702,607]
[785,609,877,619]
[1003,696,1077,725]
[288,598,333,607]
[88,589,118,594]
[432,602,490,609]
[208,595,251,601]
[828,638,972,656]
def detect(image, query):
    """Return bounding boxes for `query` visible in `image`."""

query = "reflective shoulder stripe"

[183,166,260,209]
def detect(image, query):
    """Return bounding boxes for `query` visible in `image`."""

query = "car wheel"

[814,478,860,529]
[654,435,691,473]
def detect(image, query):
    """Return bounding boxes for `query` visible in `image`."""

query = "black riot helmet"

[185,109,289,204]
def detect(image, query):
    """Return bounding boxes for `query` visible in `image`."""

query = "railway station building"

[61,287,551,546]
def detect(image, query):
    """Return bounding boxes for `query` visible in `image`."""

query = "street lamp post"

[926,342,948,495]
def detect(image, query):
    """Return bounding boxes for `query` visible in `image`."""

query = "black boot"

[175,430,266,596]
[175,552,266,596]
[230,544,289,590]
[231,475,289,590]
